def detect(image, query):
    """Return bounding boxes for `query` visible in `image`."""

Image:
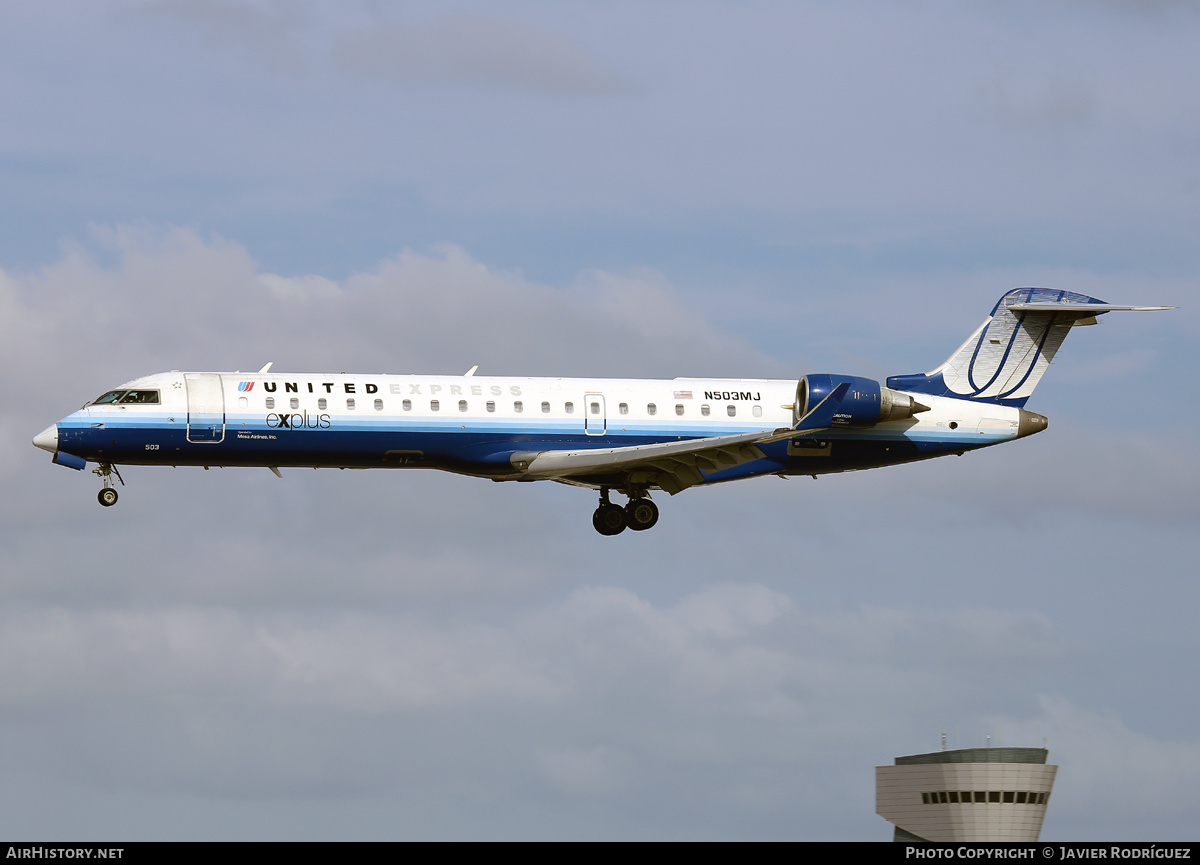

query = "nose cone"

[33,424,59,453]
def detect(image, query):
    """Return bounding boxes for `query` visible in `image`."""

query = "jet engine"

[794,374,929,428]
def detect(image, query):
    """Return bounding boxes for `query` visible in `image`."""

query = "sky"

[1,0,1198,841]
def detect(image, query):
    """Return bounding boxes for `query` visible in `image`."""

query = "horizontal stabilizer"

[1005,302,1173,313]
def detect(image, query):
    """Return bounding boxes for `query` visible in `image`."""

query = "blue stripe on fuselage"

[58,409,1001,481]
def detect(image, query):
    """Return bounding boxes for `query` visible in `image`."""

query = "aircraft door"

[584,393,606,436]
[185,374,226,443]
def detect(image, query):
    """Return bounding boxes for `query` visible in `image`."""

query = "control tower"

[876,746,1057,842]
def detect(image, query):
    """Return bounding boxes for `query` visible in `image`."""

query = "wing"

[508,384,851,494]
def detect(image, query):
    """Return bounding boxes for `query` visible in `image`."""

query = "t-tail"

[887,287,1172,408]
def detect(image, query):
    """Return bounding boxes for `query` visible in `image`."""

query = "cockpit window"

[119,390,160,404]
[92,390,127,405]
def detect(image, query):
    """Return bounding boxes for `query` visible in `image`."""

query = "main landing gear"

[592,488,660,536]
[93,463,124,507]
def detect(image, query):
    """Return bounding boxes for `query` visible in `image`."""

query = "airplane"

[33,288,1170,535]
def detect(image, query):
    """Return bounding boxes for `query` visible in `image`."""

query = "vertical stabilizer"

[887,288,1170,407]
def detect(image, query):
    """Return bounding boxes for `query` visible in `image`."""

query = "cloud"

[0,225,771,403]
[974,68,1095,130]
[983,695,1200,836]
[128,3,635,95]
[2,581,1194,837]
[122,0,312,75]
[0,606,568,710]
[329,16,636,96]
[0,227,1194,837]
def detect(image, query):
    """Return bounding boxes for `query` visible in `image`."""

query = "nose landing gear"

[592,488,660,535]
[93,463,124,507]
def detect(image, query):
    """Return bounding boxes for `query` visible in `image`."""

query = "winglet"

[258,362,273,373]
[464,365,479,377]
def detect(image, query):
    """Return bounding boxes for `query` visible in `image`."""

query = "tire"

[625,498,659,531]
[98,488,118,507]
[592,503,626,535]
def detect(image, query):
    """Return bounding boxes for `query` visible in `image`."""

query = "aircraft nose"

[33,424,59,453]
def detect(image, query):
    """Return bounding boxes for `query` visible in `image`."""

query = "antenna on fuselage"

[464,365,479,376]
[258,362,273,373]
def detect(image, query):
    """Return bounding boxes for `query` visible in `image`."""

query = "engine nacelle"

[794,374,929,428]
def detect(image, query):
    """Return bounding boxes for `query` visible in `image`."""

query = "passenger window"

[347,398,356,410]
[647,403,657,416]
[675,404,684,416]
[727,405,736,417]
[374,399,383,411]
[290,397,299,410]
[431,400,440,411]
[701,404,710,416]
[752,405,762,418]
[402,399,411,411]
[565,402,574,414]
[590,401,600,415]
[238,397,248,409]
[619,403,628,415]
[458,400,468,412]
[514,401,524,413]
[541,401,550,413]
[486,401,495,412]
[318,398,327,410]
[265,397,275,409]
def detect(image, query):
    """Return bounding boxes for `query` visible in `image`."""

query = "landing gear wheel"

[98,488,118,507]
[592,503,627,536]
[625,498,659,531]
